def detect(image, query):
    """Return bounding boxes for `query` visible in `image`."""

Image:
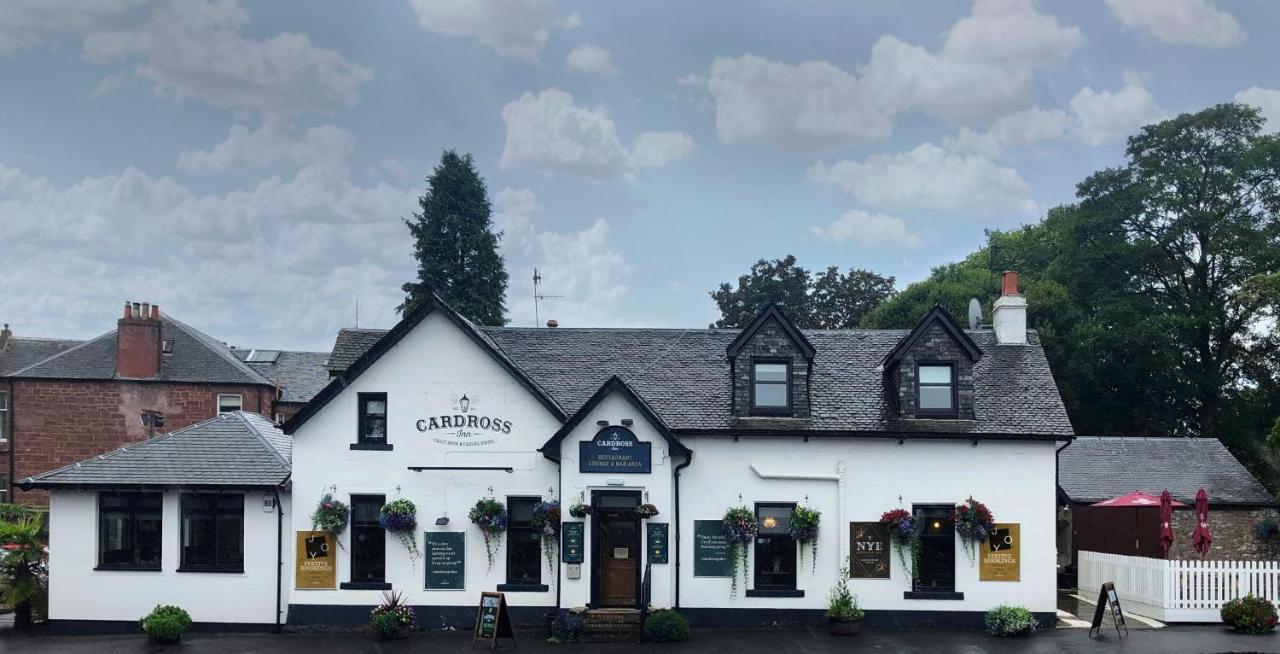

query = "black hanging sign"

[562,522,585,564]
[473,591,516,649]
[647,522,669,564]
[580,426,652,473]
[1088,582,1128,639]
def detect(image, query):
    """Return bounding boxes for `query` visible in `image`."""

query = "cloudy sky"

[3,0,1279,350]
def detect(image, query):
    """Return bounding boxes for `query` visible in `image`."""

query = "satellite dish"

[968,298,983,330]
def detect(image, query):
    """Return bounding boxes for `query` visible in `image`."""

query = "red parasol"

[1158,489,1175,558]
[1191,487,1212,559]
[1091,491,1186,508]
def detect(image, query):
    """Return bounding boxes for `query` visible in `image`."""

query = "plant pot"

[829,617,861,636]
[375,624,412,640]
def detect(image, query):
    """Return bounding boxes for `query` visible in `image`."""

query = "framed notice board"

[295,531,336,589]
[693,520,732,577]
[848,522,890,579]
[474,591,516,649]
[647,522,669,564]
[979,523,1020,582]
[562,522,585,564]
[424,532,465,590]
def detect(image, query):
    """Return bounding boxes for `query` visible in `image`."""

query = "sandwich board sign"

[473,591,516,649]
[1088,581,1128,639]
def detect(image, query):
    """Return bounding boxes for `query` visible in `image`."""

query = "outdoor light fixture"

[435,516,449,526]
[932,520,942,530]
[459,395,470,413]
[596,420,610,427]
[621,418,633,426]
[762,516,778,529]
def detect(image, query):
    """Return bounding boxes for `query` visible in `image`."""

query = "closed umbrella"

[1191,487,1212,560]
[1159,489,1175,558]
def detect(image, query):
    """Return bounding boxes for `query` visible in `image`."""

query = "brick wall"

[6,378,275,506]
[730,319,811,419]
[1167,506,1280,561]
[892,323,975,420]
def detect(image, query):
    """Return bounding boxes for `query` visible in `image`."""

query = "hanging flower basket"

[311,493,350,534]
[880,509,921,581]
[568,502,592,519]
[532,500,561,571]
[722,506,758,599]
[468,497,509,570]
[380,499,420,563]
[953,497,994,565]
[635,503,660,519]
[790,505,821,574]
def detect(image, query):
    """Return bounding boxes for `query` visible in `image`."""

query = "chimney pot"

[1001,270,1019,297]
[546,319,559,328]
[151,304,159,320]
[123,302,132,319]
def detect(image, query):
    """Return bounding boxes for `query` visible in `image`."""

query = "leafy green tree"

[710,255,894,329]
[399,150,510,324]
[0,507,47,631]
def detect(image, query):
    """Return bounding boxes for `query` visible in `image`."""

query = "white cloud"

[499,88,694,179]
[507,219,631,327]
[566,44,616,76]
[1234,87,1280,133]
[177,119,355,174]
[1070,75,1163,146]
[409,0,577,62]
[944,106,1072,156]
[1105,0,1245,48]
[676,73,706,87]
[810,210,920,249]
[942,0,1085,69]
[492,187,541,255]
[808,143,1036,215]
[372,157,413,183]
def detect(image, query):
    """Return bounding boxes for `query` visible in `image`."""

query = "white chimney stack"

[993,271,1027,345]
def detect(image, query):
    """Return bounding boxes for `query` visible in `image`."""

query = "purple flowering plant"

[722,506,758,598]
[379,499,420,562]
[468,496,509,570]
[880,509,921,580]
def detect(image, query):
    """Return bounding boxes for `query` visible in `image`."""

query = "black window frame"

[908,504,960,598]
[750,358,793,416]
[505,495,543,587]
[178,493,245,573]
[342,494,389,590]
[750,502,799,595]
[353,392,392,451]
[915,361,958,417]
[96,492,163,571]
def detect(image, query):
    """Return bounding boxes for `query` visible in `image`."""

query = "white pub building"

[25,272,1073,633]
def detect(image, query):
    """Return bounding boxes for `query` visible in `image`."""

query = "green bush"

[985,605,1037,637]
[1221,595,1278,634]
[139,604,192,643]
[826,566,865,621]
[644,609,691,642]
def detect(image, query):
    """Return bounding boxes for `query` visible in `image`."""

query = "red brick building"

[0,302,325,506]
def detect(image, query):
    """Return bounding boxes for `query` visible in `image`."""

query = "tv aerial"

[532,268,564,327]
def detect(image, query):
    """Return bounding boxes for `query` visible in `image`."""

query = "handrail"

[640,563,653,642]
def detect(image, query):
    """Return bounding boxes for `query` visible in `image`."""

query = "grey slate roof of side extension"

[234,349,331,403]
[1059,436,1277,506]
[7,314,273,386]
[327,326,1074,436]
[21,411,290,489]
[0,337,83,376]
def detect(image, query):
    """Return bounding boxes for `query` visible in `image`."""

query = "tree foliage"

[0,506,48,630]
[399,150,510,324]
[710,255,895,328]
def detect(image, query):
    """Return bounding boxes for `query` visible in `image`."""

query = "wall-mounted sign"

[647,523,669,564]
[295,531,336,589]
[579,426,652,473]
[979,522,1020,582]
[415,392,514,447]
[562,522,585,564]
[849,522,890,579]
[693,520,732,577]
[424,532,465,590]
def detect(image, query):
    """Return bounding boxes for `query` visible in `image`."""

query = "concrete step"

[582,609,643,642]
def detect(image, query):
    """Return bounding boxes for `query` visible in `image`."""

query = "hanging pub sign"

[295,531,336,590]
[416,393,515,448]
[424,532,466,590]
[693,520,732,577]
[848,522,891,579]
[562,522,585,564]
[979,522,1020,582]
[647,523,669,564]
[579,426,652,474]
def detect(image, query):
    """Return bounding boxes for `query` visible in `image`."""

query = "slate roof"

[20,411,291,489]
[0,337,82,376]
[327,328,385,375]
[326,325,1074,437]
[7,314,273,386]
[1059,436,1277,506]
[234,349,330,403]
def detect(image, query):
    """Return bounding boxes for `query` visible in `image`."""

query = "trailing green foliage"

[644,609,691,642]
[985,605,1037,637]
[1221,595,1278,634]
[139,604,192,643]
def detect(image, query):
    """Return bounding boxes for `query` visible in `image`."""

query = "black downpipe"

[274,486,285,633]
[672,450,693,609]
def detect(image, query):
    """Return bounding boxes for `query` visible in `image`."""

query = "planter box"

[829,618,861,636]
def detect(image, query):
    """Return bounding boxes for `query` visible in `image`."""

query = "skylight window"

[245,349,280,363]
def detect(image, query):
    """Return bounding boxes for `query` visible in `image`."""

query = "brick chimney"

[992,271,1027,345]
[116,301,162,378]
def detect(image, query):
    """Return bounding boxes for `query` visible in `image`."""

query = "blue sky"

[3,0,1279,350]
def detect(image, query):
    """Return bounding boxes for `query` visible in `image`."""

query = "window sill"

[340,581,392,590]
[177,567,244,574]
[749,409,794,417]
[349,442,393,451]
[904,590,964,601]
[94,565,161,572]
[745,589,804,598]
[496,583,548,593]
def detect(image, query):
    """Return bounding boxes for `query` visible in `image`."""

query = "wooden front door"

[592,491,640,607]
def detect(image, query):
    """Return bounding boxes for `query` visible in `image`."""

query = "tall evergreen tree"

[399,150,509,324]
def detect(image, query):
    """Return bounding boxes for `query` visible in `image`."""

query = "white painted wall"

[678,437,1057,614]
[556,391,678,609]
[48,488,290,625]
[289,312,562,610]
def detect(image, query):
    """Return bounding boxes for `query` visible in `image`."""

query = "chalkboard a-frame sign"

[1088,582,1128,639]
[473,591,517,649]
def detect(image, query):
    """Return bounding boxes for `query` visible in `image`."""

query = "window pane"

[754,363,787,382]
[99,506,131,565]
[218,395,242,413]
[919,386,953,410]
[508,498,536,526]
[754,382,788,407]
[182,495,216,567]
[507,529,541,584]
[215,495,244,567]
[365,400,386,415]
[351,496,382,525]
[914,506,955,590]
[918,365,952,385]
[754,534,796,589]
[756,506,791,535]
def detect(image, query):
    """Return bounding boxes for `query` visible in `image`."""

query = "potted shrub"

[369,590,415,640]
[826,567,864,635]
[548,608,586,643]
[1221,595,1278,634]
[469,495,509,570]
[139,604,192,644]
[644,608,691,642]
[985,605,1037,637]
[379,499,420,562]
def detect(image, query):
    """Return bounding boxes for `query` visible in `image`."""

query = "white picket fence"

[1079,550,1280,622]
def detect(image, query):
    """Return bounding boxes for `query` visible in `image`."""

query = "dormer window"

[751,360,791,414]
[917,363,956,415]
